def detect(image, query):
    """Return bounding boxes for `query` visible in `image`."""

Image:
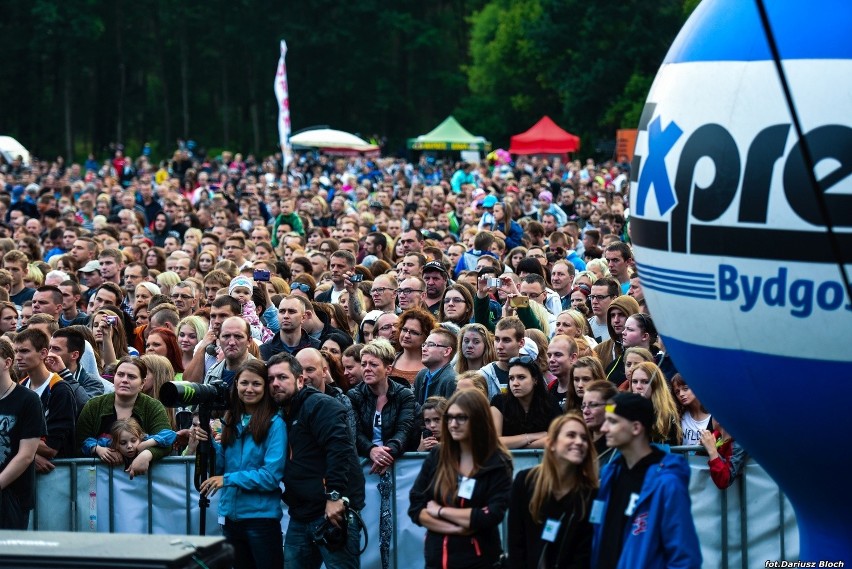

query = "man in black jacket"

[269,352,365,569]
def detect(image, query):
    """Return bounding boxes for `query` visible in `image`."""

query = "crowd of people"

[0,146,748,568]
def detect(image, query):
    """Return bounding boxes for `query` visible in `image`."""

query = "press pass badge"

[458,476,476,500]
[590,499,605,524]
[541,518,561,542]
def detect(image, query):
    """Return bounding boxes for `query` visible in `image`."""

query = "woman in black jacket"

[347,338,416,569]
[508,411,598,569]
[409,389,514,569]
[346,338,416,473]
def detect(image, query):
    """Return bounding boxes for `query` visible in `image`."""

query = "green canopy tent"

[407,116,491,152]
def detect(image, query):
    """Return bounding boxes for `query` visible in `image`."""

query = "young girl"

[108,418,176,472]
[228,276,273,343]
[417,396,448,452]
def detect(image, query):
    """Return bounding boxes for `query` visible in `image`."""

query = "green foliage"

[1,0,694,161]
[461,0,690,153]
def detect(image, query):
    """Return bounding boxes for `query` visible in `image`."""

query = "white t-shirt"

[681,411,711,446]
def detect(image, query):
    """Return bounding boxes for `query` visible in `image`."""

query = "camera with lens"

[311,498,350,551]
[160,380,229,411]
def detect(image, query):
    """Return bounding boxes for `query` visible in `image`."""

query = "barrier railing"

[31,449,798,568]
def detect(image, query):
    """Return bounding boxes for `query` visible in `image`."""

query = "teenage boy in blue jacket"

[591,393,701,569]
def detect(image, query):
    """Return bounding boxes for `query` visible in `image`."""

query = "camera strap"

[349,505,369,555]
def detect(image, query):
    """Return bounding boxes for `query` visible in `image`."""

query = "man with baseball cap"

[421,261,449,316]
[78,260,103,304]
[591,393,701,569]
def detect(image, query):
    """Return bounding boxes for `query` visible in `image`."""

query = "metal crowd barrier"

[31,449,798,568]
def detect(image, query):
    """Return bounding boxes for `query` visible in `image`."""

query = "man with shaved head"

[295,348,356,442]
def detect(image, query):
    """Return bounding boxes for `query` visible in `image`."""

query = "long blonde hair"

[527,412,599,523]
[139,354,177,428]
[455,323,496,374]
[526,301,551,337]
[634,362,682,444]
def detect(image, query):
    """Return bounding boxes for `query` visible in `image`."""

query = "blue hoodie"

[591,449,701,569]
[214,414,287,521]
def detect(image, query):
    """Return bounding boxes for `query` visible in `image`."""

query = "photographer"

[203,316,256,388]
[269,352,365,569]
[197,359,286,569]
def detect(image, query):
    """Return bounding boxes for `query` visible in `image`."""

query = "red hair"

[147,327,185,372]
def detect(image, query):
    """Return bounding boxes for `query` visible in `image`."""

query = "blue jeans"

[284,512,361,569]
[223,517,283,569]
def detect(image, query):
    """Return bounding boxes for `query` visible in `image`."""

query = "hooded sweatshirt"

[594,295,640,384]
[591,450,702,569]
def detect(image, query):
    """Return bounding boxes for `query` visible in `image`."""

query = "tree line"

[0,0,694,162]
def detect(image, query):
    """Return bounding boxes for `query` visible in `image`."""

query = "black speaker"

[0,531,233,568]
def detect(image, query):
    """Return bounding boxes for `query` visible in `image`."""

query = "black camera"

[311,499,350,551]
[349,273,363,283]
[160,380,229,411]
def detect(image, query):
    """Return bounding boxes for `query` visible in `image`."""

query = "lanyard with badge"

[538,509,576,569]
[458,475,476,500]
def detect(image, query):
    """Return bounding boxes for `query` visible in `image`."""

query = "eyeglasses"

[400,327,423,337]
[588,294,613,301]
[290,283,310,293]
[443,297,466,305]
[396,288,423,296]
[371,287,392,295]
[422,341,451,349]
[446,414,469,425]
[508,356,536,365]
[580,402,607,410]
[377,324,395,332]
[171,293,193,300]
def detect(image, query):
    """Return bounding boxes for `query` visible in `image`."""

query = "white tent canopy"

[289,128,379,154]
[0,136,31,165]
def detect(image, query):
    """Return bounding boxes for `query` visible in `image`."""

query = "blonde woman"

[134,282,161,312]
[156,271,181,299]
[508,412,598,568]
[585,258,610,281]
[572,270,598,289]
[177,315,207,372]
[555,309,598,349]
[139,354,178,428]
[630,361,683,445]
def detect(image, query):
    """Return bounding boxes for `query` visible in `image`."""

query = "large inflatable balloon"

[630,0,851,562]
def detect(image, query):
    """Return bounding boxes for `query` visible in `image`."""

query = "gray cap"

[79,260,101,273]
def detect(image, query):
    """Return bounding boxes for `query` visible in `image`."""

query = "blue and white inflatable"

[630,0,851,562]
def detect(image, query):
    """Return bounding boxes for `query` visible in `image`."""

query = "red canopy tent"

[508,116,580,154]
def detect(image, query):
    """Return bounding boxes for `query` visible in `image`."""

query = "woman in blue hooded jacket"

[198,360,286,569]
